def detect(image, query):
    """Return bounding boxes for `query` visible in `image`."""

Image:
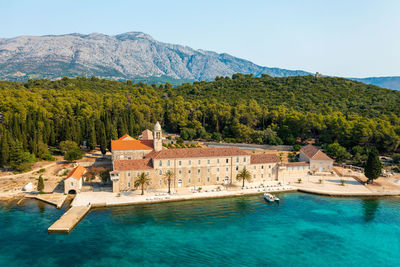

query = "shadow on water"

[362,198,380,222]
[36,200,46,214]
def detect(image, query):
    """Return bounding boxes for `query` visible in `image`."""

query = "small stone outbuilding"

[299,144,333,172]
[64,165,85,194]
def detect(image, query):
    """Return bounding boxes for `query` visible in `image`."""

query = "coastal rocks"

[22,182,33,192]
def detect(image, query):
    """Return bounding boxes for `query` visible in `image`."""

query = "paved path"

[0,162,59,180]
[72,186,297,207]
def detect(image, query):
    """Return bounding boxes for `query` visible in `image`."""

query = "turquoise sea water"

[1,193,400,267]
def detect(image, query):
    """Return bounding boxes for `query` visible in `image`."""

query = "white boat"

[264,193,279,202]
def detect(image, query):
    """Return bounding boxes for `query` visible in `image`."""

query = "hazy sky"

[1,0,399,77]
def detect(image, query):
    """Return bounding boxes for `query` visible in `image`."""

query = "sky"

[1,0,399,77]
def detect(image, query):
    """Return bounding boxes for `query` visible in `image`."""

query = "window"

[226,158,229,163]
[159,170,162,175]
[261,174,264,178]
[236,157,239,163]
[198,160,201,165]
[254,166,256,170]
[188,170,191,174]
[71,182,73,186]
[198,177,200,182]
[159,180,162,185]
[167,160,170,166]
[261,165,264,169]
[128,182,131,187]
[189,160,191,165]
[146,172,150,176]
[217,159,220,164]
[207,160,210,164]
[236,166,239,171]
[179,170,182,174]
[207,177,210,182]
[208,168,210,173]
[217,168,220,172]
[253,174,256,179]
[159,161,162,167]
[243,157,246,162]
[188,178,191,183]
[269,165,271,169]
[217,176,220,181]
[128,172,131,177]
[269,174,271,177]
[127,156,132,160]
[179,161,182,166]
[226,167,228,172]
[198,169,200,175]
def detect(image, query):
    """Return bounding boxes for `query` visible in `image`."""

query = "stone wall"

[112,149,152,161]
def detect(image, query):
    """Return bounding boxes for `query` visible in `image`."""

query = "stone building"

[109,123,336,193]
[299,144,333,172]
[64,165,85,194]
[109,122,281,193]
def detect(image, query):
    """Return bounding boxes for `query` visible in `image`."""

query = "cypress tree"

[100,123,107,155]
[0,134,10,167]
[87,122,96,150]
[364,147,382,184]
[37,175,45,192]
[9,140,24,169]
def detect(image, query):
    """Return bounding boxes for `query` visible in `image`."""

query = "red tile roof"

[114,158,153,171]
[300,144,332,161]
[111,139,153,151]
[65,165,85,180]
[250,154,280,164]
[118,134,135,141]
[151,147,249,159]
[282,162,309,167]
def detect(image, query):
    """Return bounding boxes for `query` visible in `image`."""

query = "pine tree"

[364,147,382,184]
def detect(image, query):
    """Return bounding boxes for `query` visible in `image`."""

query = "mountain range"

[0,32,399,89]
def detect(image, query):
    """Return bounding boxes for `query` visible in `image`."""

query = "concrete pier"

[34,193,68,209]
[48,205,91,233]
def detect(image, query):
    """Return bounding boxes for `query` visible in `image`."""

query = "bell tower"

[153,121,163,152]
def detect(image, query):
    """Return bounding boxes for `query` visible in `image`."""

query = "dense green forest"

[0,74,399,170]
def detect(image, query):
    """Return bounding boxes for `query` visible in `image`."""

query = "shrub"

[293,144,302,152]
[38,168,46,173]
[100,170,110,184]
[340,179,345,186]
[298,178,302,184]
[319,179,323,184]
[60,140,79,155]
[64,149,84,161]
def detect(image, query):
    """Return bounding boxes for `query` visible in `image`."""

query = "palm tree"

[134,172,150,195]
[236,168,251,188]
[163,170,174,194]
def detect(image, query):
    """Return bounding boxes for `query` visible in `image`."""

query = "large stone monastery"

[109,122,333,193]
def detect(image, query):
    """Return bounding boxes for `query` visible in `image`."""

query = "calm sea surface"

[1,193,400,267]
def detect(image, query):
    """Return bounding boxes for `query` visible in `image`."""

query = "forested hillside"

[0,74,399,170]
